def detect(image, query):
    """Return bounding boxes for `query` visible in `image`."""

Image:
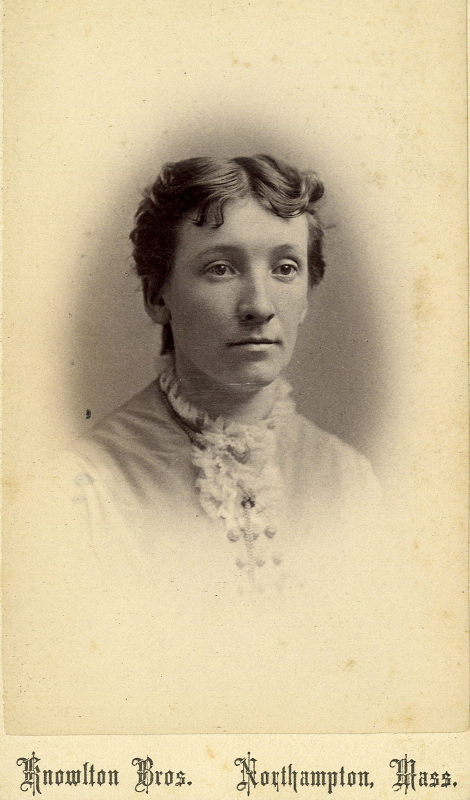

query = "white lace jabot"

[158,358,296,581]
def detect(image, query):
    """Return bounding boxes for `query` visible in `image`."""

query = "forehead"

[174,197,309,261]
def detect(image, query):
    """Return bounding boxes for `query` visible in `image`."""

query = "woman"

[71,155,379,589]
[6,155,385,733]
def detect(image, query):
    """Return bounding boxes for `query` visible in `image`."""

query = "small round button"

[241,497,255,509]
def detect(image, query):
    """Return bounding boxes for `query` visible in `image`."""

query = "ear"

[299,294,309,325]
[143,279,171,325]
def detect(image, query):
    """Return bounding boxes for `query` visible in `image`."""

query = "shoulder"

[281,410,381,501]
[298,413,371,466]
[69,379,173,467]
[78,380,163,442]
[63,380,192,516]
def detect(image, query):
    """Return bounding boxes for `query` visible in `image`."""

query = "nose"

[237,275,275,325]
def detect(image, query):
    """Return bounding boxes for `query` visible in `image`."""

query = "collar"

[158,355,296,441]
[157,356,295,587]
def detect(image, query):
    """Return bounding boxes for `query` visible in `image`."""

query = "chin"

[219,364,284,392]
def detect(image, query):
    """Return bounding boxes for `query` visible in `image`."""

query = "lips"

[228,338,280,347]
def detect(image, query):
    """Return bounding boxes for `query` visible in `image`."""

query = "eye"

[205,262,235,277]
[273,262,299,279]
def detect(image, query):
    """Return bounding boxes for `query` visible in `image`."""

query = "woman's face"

[151,196,310,394]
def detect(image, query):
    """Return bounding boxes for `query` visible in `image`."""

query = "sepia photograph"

[2,0,468,785]
[5,145,394,733]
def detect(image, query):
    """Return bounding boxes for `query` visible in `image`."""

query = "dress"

[68,361,381,592]
[5,364,389,734]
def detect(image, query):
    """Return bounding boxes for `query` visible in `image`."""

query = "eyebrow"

[270,245,305,258]
[196,245,244,257]
[195,244,305,258]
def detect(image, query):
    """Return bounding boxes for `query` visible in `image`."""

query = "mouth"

[227,338,280,347]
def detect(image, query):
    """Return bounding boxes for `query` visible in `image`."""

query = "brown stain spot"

[271,54,279,62]
[413,539,419,549]
[412,265,434,323]
[206,747,215,759]
[278,639,287,648]
[231,57,251,68]
[344,659,356,671]
[3,476,22,504]
[440,609,453,620]
[90,640,98,651]
[222,761,232,772]
[439,169,459,188]
[388,704,416,729]
[3,476,20,492]
[367,170,387,189]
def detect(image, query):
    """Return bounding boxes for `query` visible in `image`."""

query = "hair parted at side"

[130,154,326,354]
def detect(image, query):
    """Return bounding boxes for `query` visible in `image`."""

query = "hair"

[130,154,325,354]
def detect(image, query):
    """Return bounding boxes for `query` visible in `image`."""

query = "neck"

[171,353,279,424]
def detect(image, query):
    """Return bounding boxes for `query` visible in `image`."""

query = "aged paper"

[2,0,468,794]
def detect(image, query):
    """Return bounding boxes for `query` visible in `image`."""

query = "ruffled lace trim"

[158,357,295,539]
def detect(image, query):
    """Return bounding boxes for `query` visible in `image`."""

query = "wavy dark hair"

[130,154,325,353]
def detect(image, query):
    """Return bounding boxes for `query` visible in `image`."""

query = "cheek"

[280,289,308,327]
[169,293,231,346]
[164,286,208,324]
[180,290,234,326]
